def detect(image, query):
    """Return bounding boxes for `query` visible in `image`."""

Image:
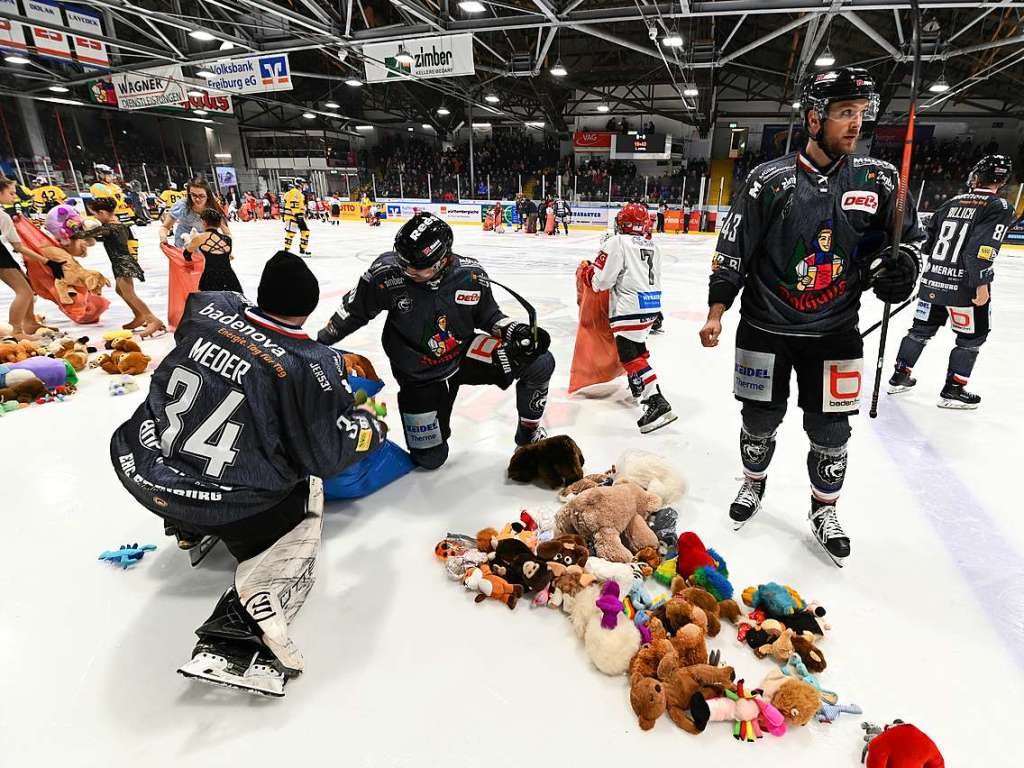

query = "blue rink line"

[871,402,1024,669]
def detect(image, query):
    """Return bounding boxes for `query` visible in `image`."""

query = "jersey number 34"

[160,366,246,480]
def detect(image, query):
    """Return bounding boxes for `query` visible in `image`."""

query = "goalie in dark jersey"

[317,212,555,470]
[889,154,1017,409]
[110,251,386,696]
[698,68,926,566]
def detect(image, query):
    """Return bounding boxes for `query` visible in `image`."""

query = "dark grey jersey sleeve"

[964,198,1014,287]
[708,174,761,308]
[317,272,384,345]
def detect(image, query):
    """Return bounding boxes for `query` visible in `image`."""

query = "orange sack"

[162,242,204,330]
[568,262,624,394]
[13,216,110,324]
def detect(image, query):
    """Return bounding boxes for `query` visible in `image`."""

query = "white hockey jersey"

[589,232,662,337]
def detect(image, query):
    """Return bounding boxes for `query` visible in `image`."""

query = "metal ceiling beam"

[0,7,176,59]
[720,14,747,53]
[77,0,255,49]
[574,24,665,63]
[841,11,903,60]
[529,0,559,23]
[533,26,557,75]
[719,13,816,65]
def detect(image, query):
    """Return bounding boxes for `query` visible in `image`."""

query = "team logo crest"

[779,219,849,311]
[426,313,460,359]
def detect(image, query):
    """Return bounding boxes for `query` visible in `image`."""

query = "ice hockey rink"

[2,217,1022,767]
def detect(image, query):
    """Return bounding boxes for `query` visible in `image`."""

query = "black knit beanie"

[258,250,320,317]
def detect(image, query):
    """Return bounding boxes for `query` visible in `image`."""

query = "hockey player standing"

[317,212,554,469]
[583,202,675,433]
[89,164,134,223]
[889,155,1016,409]
[31,175,66,215]
[283,178,312,256]
[110,251,386,696]
[698,68,925,566]
[555,196,572,235]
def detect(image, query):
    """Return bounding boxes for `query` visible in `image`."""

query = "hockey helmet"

[801,67,879,157]
[967,154,1013,189]
[293,177,308,186]
[169,182,178,190]
[32,175,47,186]
[394,212,453,272]
[615,202,650,235]
[95,163,115,177]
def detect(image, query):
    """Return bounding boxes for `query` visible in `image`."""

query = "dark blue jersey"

[110,291,384,525]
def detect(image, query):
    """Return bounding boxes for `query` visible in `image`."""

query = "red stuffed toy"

[676,532,715,576]
[864,723,944,768]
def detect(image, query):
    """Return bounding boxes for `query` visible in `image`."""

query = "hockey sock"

[235,486,323,675]
[300,230,310,252]
[947,344,980,385]
[895,333,927,373]
[622,355,658,401]
[807,442,848,503]
[283,232,294,250]
[740,427,776,480]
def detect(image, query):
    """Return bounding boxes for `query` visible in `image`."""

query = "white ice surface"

[2,218,1022,767]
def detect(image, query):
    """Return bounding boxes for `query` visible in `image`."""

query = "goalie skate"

[177,639,287,697]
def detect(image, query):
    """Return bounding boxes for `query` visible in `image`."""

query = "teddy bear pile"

[434,441,896,749]
[0,323,153,415]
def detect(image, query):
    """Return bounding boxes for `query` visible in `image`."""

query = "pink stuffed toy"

[44,204,82,244]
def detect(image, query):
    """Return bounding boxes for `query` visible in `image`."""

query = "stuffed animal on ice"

[555,480,661,563]
[742,581,830,637]
[567,581,643,675]
[44,204,82,243]
[614,450,686,507]
[689,680,786,741]
[758,667,821,727]
[507,434,586,489]
[93,337,151,375]
[861,722,944,768]
[674,531,733,601]
[463,563,523,609]
[0,363,47,404]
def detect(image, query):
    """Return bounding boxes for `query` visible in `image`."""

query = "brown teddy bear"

[0,341,36,363]
[342,352,379,381]
[669,578,741,638]
[650,595,709,639]
[537,534,589,569]
[94,338,151,376]
[0,377,47,403]
[507,434,586,489]
[558,469,614,501]
[554,480,661,563]
[759,667,821,726]
[791,633,828,673]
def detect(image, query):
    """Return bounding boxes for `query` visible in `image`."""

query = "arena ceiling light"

[549,59,567,77]
[459,1,486,12]
[421,123,432,129]
[484,94,499,103]
[324,100,341,109]
[929,75,950,93]
[683,87,698,97]
[525,121,545,127]
[436,105,450,115]
[407,126,414,131]
[345,79,363,87]
[189,30,217,41]
[48,85,70,93]
[302,112,316,119]
[395,45,414,66]
[471,122,491,128]
[596,104,609,112]
[356,125,374,130]
[814,46,835,67]
[193,109,208,116]
[792,101,801,108]
[214,153,231,159]
[40,96,82,105]
[662,34,683,47]
[219,41,234,51]
[196,69,215,78]
[4,54,30,64]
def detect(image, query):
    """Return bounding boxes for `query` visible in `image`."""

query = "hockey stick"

[861,298,913,339]
[869,0,922,419]
[488,277,539,345]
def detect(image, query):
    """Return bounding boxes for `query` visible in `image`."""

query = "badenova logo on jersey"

[203,54,293,94]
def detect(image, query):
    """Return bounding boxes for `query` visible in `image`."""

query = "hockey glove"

[869,244,920,304]
[501,321,551,357]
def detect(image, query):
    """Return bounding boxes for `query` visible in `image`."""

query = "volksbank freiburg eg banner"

[363,34,474,82]
[202,53,293,94]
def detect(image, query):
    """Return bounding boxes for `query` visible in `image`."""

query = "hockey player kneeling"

[110,251,386,696]
[318,212,555,470]
[698,67,926,567]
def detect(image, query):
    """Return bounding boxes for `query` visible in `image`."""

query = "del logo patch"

[841,191,878,213]
[455,290,480,305]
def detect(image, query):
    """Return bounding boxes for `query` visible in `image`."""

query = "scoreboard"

[611,133,672,160]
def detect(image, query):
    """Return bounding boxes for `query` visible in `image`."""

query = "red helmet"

[615,203,649,235]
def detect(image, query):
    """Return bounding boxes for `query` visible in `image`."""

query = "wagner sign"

[111,65,186,110]
[363,34,474,82]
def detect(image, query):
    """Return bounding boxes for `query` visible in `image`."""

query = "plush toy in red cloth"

[862,722,944,768]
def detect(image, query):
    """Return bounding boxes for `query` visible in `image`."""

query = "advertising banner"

[0,0,28,53]
[25,0,72,61]
[111,65,186,110]
[573,131,613,152]
[66,6,108,67]
[202,53,292,95]
[363,34,474,83]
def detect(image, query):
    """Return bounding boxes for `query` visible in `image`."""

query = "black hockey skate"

[938,382,981,410]
[515,424,548,446]
[637,392,677,434]
[887,369,917,395]
[177,588,291,697]
[809,498,850,567]
[299,250,312,259]
[729,477,766,531]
